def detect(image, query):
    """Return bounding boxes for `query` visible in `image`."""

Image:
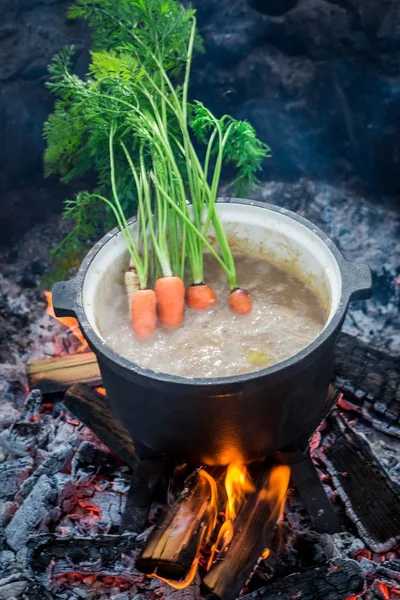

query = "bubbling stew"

[97,254,326,378]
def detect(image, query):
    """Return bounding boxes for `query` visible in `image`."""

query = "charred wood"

[5,474,76,551]
[18,389,43,422]
[121,458,166,534]
[203,464,286,600]
[72,440,120,484]
[20,435,80,499]
[28,533,141,586]
[26,352,101,394]
[334,333,400,436]
[317,411,400,552]
[0,419,54,457]
[240,558,365,600]
[0,456,32,499]
[137,470,213,581]
[64,383,136,470]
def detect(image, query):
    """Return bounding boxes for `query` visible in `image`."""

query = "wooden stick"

[26,352,101,394]
[64,383,137,470]
[136,470,214,581]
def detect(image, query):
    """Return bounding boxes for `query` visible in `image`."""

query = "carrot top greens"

[44,0,271,288]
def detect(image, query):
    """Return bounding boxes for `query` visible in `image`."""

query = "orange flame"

[44,291,88,352]
[207,454,254,570]
[225,460,254,521]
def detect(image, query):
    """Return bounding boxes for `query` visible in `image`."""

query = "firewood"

[136,470,214,581]
[240,558,365,600]
[28,533,141,586]
[64,383,137,470]
[316,410,400,552]
[26,351,101,394]
[203,463,289,600]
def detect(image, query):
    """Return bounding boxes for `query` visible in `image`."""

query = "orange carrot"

[155,276,185,328]
[186,283,217,310]
[131,289,157,339]
[228,288,253,315]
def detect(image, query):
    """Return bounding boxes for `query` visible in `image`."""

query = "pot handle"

[52,279,77,318]
[345,261,372,302]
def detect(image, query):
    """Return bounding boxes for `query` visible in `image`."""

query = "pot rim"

[64,198,371,389]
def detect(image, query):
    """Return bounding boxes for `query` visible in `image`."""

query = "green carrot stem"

[120,140,148,278]
[139,148,172,278]
[152,177,237,287]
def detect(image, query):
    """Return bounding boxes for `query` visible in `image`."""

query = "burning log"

[137,470,216,581]
[26,351,101,394]
[240,558,365,600]
[316,411,400,552]
[203,463,290,600]
[64,383,137,470]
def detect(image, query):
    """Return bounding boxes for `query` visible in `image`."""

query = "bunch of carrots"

[44,0,270,340]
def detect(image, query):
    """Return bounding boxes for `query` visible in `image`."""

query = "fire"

[208,456,255,570]
[151,459,290,591]
[44,291,88,352]
[225,460,254,521]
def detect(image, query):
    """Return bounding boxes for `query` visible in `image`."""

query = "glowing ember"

[379,582,390,600]
[44,290,88,352]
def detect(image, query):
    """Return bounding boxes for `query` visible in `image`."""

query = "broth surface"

[98,255,326,378]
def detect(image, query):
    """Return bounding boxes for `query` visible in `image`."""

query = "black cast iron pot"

[52,199,372,465]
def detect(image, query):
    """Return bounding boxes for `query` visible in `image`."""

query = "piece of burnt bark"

[239,558,365,600]
[64,384,137,470]
[316,411,400,552]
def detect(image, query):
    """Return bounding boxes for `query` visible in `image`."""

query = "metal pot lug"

[52,279,77,318]
[345,262,372,302]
